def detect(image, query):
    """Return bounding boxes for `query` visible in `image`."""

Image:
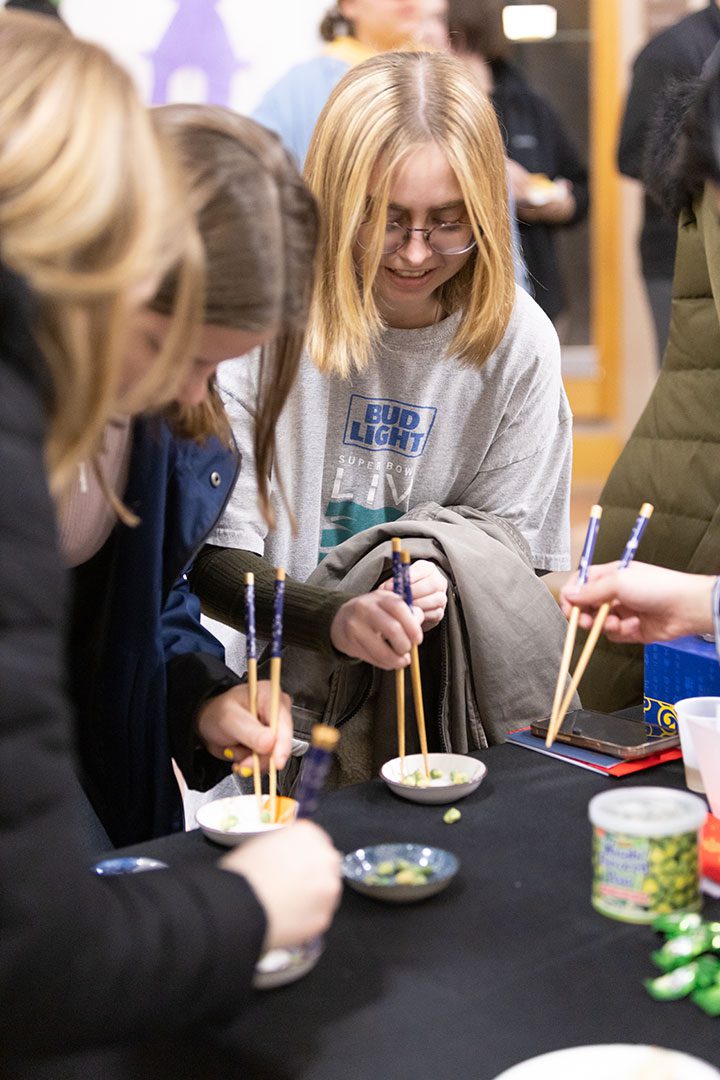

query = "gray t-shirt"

[211,287,572,583]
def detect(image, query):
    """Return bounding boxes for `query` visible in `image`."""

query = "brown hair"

[150,106,319,527]
[320,6,352,41]
[447,0,509,62]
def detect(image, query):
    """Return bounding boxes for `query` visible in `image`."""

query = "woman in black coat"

[0,13,339,1077]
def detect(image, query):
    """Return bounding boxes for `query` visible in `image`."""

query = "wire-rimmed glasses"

[356,220,477,256]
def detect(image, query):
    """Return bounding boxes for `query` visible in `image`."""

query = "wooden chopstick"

[546,505,602,747]
[547,503,654,746]
[391,538,406,779]
[401,550,430,778]
[268,567,286,822]
[225,573,264,811]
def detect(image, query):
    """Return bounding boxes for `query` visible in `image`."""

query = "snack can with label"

[588,787,707,923]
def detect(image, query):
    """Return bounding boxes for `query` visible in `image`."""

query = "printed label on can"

[592,827,700,923]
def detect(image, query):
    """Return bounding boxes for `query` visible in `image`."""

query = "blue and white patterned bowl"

[342,843,459,903]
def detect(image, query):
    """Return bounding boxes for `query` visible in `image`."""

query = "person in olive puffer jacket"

[571,50,720,713]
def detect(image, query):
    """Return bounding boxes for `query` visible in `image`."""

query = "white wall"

[4,0,329,113]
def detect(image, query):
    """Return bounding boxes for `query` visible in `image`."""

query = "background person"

[0,14,340,1075]
[252,0,438,167]
[618,0,720,364]
[447,0,588,325]
[4,0,63,19]
[564,44,720,714]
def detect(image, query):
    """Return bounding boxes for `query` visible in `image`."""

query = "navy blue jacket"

[71,415,241,847]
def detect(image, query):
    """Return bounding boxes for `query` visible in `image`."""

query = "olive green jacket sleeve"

[575,185,720,711]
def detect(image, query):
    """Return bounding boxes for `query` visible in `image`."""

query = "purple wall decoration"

[148,0,248,106]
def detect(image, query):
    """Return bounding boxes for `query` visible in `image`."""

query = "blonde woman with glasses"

[0,14,339,1075]
[194,52,572,728]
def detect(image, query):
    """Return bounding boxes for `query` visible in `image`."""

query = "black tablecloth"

[110,744,720,1079]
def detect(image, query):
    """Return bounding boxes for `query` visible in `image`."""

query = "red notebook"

[506,726,682,778]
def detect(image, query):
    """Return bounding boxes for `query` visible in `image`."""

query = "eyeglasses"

[356,220,478,256]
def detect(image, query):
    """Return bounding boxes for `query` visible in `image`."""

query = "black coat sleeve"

[0,355,266,1058]
[618,51,663,178]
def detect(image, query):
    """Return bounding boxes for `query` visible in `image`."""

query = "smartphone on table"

[530,710,680,760]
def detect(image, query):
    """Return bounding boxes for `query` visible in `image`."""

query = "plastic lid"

[588,786,707,837]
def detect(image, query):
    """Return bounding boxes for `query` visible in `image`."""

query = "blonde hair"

[305,50,515,377]
[150,105,319,527]
[0,11,203,496]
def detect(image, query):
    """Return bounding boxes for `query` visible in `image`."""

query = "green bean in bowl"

[364,857,435,887]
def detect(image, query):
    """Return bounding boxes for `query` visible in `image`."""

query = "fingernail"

[238,765,253,778]
[222,747,234,761]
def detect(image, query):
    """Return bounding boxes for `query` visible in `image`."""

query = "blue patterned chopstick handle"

[400,557,413,609]
[245,575,257,661]
[295,746,332,819]
[295,725,339,819]
[391,545,403,598]
[577,507,602,586]
[618,504,653,570]
[271,573,285,658]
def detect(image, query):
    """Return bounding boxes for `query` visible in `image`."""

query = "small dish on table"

[253,937,324,990]
[342,842,459,904]
[380,751,487,805]
[196,794,297,847]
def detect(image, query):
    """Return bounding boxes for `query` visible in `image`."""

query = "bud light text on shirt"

[342,394,437,459]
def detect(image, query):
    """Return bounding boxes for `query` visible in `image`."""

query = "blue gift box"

[644,635,720,736]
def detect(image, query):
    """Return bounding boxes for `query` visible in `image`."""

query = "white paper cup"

[675,697,720,793]
[687,715,720,818]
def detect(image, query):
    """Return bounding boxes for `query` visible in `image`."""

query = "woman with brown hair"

[0,13,339,1074]
[64,104,321,847]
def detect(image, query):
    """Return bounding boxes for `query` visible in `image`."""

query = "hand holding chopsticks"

[546,503,654,747]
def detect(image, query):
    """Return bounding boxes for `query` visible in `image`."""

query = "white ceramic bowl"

[380,752,487,805]
[492,1045,719,1080]
[196,794,297,847]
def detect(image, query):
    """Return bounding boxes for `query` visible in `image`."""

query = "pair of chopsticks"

[546,502,654,747]
[224,567,285,822]
[391,538,430,779]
